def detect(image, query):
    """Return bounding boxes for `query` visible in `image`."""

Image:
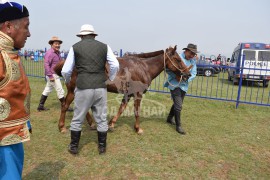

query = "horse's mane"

[123,50,164,58]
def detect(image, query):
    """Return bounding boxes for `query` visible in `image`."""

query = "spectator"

[34,50,38,62]
[216,54,221,65]
[37,36,72,112]
[24,50,28,60]
[0,2,32,179]
[217,54,221,60]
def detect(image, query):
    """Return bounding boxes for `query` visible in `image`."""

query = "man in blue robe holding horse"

[164,43,198,135]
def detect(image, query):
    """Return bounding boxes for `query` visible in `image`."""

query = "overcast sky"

[16,0,270,57]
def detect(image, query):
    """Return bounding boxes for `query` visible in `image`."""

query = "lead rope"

[163,52,182,88]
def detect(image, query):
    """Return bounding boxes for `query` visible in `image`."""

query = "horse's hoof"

[89,125,96,131]
[137,129,144,135]
[60,127,67,133]
[109,126,115,132]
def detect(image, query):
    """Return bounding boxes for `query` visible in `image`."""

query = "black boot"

[174,110,186,135]
[166,105,175,125]
[68,130,81,154]
[37,95,49,111]
[59,97,73,112]
[97,131,107,154]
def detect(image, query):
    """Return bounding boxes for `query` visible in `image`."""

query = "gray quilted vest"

[73,37,107,89]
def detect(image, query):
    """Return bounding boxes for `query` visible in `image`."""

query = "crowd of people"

[19,49,69,61]
[198,53,231,72]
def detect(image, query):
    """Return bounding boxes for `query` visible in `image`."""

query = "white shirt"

[61,45,119,84]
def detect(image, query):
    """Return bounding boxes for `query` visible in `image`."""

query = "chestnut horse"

[54,46,192,134]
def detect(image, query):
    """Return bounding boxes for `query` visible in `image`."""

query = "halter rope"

[163,51,182,87]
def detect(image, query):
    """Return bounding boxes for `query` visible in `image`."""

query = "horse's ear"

[170,45,177,55]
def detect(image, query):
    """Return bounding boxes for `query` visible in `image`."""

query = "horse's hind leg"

[59,100,68,133]
[109,95,131,131]
[134,93,143,134]
[86,112,96,130]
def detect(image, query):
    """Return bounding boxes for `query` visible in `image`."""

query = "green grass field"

[22,77,270,179]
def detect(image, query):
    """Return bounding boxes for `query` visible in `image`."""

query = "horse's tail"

[54,60,65,77]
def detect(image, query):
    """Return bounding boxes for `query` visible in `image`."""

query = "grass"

[22,77,270,179]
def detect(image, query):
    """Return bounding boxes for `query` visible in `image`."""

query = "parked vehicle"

[228,42,270,87]
[196,60,221,77]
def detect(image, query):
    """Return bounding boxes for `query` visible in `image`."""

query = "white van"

[228,43,270,87]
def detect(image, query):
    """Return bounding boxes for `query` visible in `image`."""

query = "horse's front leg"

[109,95,131,131]
[134,93,143,134]
[58,87,74,133]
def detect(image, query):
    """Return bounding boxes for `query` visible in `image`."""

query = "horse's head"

[164,45,192,81]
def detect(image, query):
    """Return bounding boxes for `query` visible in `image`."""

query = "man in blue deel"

[164,43,198,135]
[0,1,32,179]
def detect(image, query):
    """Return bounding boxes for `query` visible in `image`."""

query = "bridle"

[164,52,183,72]
[163,51,191,87]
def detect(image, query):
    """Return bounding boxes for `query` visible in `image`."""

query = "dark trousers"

[168,88,187,134]
[169,88,186,115]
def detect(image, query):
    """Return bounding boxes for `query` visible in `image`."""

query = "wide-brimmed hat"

[183,43,200,54]
[76,24,98,37]
[48,36,62,45]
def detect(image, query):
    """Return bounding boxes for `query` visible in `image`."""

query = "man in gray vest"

[61,24,119,154]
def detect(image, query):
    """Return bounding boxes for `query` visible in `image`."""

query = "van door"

[242,50,256,78]
[258,50,270,77]
[228,50,239,77]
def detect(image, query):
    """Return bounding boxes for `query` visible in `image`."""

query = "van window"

[230,53,235,63]
[243,50,255,60]
[258,51,270,61]
[233,50,240,63]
